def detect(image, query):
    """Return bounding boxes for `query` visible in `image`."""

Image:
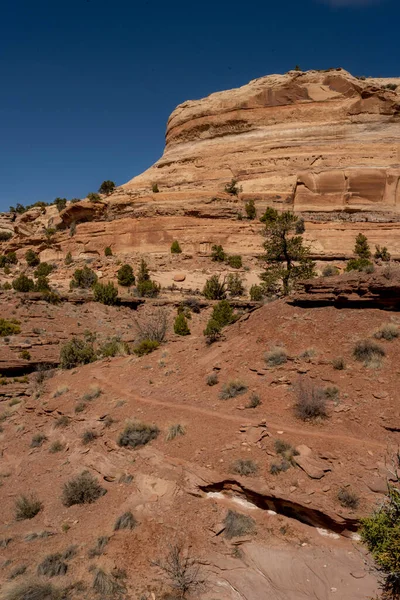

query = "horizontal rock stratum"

[2,67,400,261]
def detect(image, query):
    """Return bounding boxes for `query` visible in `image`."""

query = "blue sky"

[1,0,398,211]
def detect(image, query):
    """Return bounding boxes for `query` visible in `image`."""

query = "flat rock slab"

[295,456,332,479]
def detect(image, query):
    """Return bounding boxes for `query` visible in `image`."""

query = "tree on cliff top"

[260,209,315,296]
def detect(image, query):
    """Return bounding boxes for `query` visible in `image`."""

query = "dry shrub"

[62,471,105,507]
[294,381,328,421]
[246,393,261,408]
[8,566,27,580]
[37,554,68,577]
[81,430,98,445]
[153,544,204,599]
[49,441,64,454]
[118,422,159,449]
[353,339,385,366]
[1,580,62,600]
[166,424,185,441]
[30,434,47,448]
[114,511,137,531]
[231,459,258,477]
[135,308,167,343]
[88,536,109,558]
[223,510,255,539]
[206,372,218,386]
[92,568,123,597]
[54,416,69,428]
[332,357,345,370]
[374,323,399,341]
[219,380,247,400]
[82,386,102,401]
[270,460,291,475]
[15,495,43,521]
[265,347,287,366]
[338,487,360,509]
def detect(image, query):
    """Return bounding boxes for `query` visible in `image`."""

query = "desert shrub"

[153,544,204,599]
[166,423,185,441]
[70,266,98,290]
[25,249,40,267]
[15,495,43,520]
[203,319,222,344]
[93,281,118,305]
[137,279,160,297]
[99,337,129,358]
[206,372,218,386]
[34,263,53,278]
[62,471,105,507]
[99,180,115,195]
[104,246,112,257]
[337,487,360,509]
[170,240,182,254]
[231,459,258,476]
[0,230,12,241]
[226,273,244,296]
[224,510,255,538]
[245,199,256,220]
[35,276,50,292]
[324,386,339,401]
[12,274,35,292]
[0,319,21,336]
[203,275,226,300]
[211,244,226,262]
[374,323,399,341]
[219,380,247,400]
[3,282,12,290]
[332,356,345,370]
[227,255,242,269]
[295,217,305,234]
[117,264,135,287]
[53,197,67,212]
[53,385,68,398]
[60,337,96,369]
[152,183,159,193]
[184,297,201,313]
[346,257,373,272]
[92,568,123,597]
[118,421,159,449]
[81,430,98,445]
[249,284,264,301]
[6,252,17,264]
[133,340,159,356]
[374,244,391,262]
[64,252,73,266]
[246,393,261,408]
[8,565,27,580]
[265,347,287,366]
[2,580,63,600]
[49,441,64,454]
[274,439,299,465]
[87,192,101,203]
[270,460,291,475]
[88,536,109,558]
[294,382,328,421]
[174,312,190,336]
[353,339,385,366]
[37,554,67,577]
[135,308,167,343]
[30,433,47,448]
[114,511,137,531]
[224,178,241,196]
[322,264,339,277]
[211,299,235,328]
[74,402,86,413]
[55,415,70,428]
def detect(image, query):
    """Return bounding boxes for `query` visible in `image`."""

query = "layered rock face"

[2,68,400,262]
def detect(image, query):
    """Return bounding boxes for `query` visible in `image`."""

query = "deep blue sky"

[1,0,399,211]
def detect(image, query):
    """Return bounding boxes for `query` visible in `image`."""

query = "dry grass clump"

[114,511,137,531]
[293,381,328,421]
[52,386,69,398]
[231,459,258,477]
[54,416,70,428]
[246,393,261,408]
[92,568,123,597]
[81,430,99,445]
[8,565,27,580]
[62,471,105,507]
[88,536,109,558]
[373,323,399,341]
[117,421,159,449]
[1,580,63,600]
[206,372,218,386]
[270,461,291,475]
[353,339,385,367]
[82,386,102,401]
[332,357,345,370]
[74,402,86,413]
[30,433,47,448]
[166,424,185,441]
[219,380,248,400]
[324,386,339,401]
[37,554,68,577]
[49,441,64,454]
[265,347,287,367]
[15,495,43,521]
[223,510,255,539]
[337,487,360,509]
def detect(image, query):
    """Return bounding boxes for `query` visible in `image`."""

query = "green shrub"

[223,510,255,538]
[65,252,73,266]
[0,230,12,241]
[25,249,40,267]
[174,312,190,336]
[104,246,112,257]
[34,262,53,277]
[231,459,258,476]
[117,264,135,287]
[211,299,235,327]
[12,274,35,292]
[337,487,360,509]
[137,279,160,297]
[227,255,242,269]
[322,264,339,277]
[203,319,221,344]
[0,319,21,336]
[15,494,43,520]
[35,275,50,292]
[374,323,399,341]
[294,382,328,421]
[93,281,118,305]
[152,183,159,193]
[133,339,159,356]
[211,244,226,262]
[62,471,105,506]
[345,257,373,272]
[54,197,67,212]
[224,179,241,196]
[98,338,129,358]
[114,511,137,531]
[249,284,264,301]
[227,273,244,296]
[87,192,101,203]
[0,253,18,268]
[374,245,391,261]
[219,380,247,400]
[170,240,182,254]
[353,339,385,366]
[98,180,115,195]
[295,218,305,234]
[118,421,159,449]
[265,347,287,366]
[203,275,226,300]
[70,266,98,289]
[59,337,96,369]
[166,423,186,441]
[245,199,256,219]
